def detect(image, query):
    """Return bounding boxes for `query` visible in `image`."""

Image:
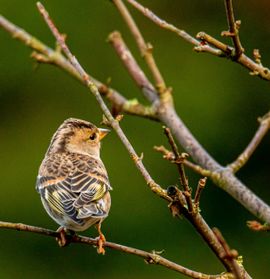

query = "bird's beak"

[98,128,110,140]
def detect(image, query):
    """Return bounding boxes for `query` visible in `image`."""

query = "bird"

[36,118,112,254]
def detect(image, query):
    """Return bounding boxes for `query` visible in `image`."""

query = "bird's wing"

[36,153,111,224]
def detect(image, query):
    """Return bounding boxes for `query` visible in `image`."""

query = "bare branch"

[0,15,156,120]
[228,111,270,173]
[223,0,244,58]
[126,0,223,56]
[247,220,270,232]
[196,32,233,55]
[184,160,213,177]
[166,188,250,277]
[112,0,167,95]
[154,145,212,177]
[156,143,250,276]
[107,31,155,99]
[0,220,226,279]
[127,0,270,81]
[36,2,169,201]
[163,127,193,212]
[194,177,207,211]
[213,228,243,279]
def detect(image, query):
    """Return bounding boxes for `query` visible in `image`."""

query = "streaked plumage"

[36,118,111,253]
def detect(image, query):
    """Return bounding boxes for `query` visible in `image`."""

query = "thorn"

[100,115,111,127]
[115,114,124,122]
[247,220,270,232]
[253,49,262,65]
[106,76,112,85]
[221,30,235,37]
[146,42,153,53]
[249,70,259,76]
[235,20,241,30]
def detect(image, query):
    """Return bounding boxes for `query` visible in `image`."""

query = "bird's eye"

[89,133,97,141]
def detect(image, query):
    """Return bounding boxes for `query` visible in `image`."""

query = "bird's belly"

[40,196,102,231]
[63,216,101,231]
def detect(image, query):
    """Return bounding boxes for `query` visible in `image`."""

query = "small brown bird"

[36,118,111,254]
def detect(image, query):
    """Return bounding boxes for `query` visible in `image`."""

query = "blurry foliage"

[1,0,270,278]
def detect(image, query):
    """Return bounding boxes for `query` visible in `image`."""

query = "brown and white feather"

[36,118,111,231]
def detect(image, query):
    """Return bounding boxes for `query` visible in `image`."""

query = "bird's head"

[47,118,110,157]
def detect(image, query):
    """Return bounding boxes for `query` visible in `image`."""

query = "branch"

[36,2,169,202]
[107,31,156,99]
[166,188,250,278]
[0,220,226,279]
[157,132,250,278]
[194,177,207,211]
[154,145,212,177]
[127,0,270,81]
[112,0,167,95]
[247,220,270,232]
[213,228,243,279]
[0,15,157,121]
[126,0,223,56]
[228,111,270,172]
[163,127,193,212]
[223,0,244,58]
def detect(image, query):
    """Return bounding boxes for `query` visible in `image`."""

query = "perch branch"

[36,2,169,201]
[112,0,167,95]
[127,0,270,81]
[0,15,157,121]
[228,111,270,173]
[223,0,243,58]
[0,220,226,279]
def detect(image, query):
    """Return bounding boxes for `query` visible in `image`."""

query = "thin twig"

[184,161,213,177]
[166,189,250,277]
[154,145,212,177]
[107,31,156,98]
[196,32,233,55]
[127,0,270,81]
[228,111,270,173]
[0,220,225,279]
[126,0,223,56]
[194,177,207,211]
[213,228,243,279]
[36,2,169,201]
[163,127,193,212]
[247,220,270,232]
[0,15,157,121]
[112,0,167,95]
[223,0,244,58]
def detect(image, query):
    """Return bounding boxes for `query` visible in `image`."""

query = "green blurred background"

[1,0,270,278]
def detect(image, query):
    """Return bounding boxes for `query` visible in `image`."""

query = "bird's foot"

[96,233,106,255]
[56,227,75,247]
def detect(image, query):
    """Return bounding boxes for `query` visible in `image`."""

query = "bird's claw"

[56,227,69,247]
[96,233,106,255]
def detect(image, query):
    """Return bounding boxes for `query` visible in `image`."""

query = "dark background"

[1,1,270,278]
